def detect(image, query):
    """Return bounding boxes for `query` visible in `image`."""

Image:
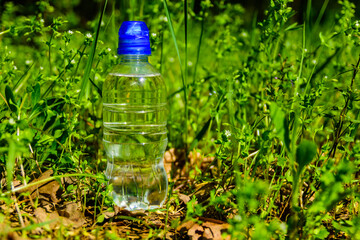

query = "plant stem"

[328,54,360,158]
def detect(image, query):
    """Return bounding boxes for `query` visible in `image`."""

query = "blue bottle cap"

[117,21,151,55]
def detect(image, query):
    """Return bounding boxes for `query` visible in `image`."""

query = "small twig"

[11,183,25,228]
[1,173,101,196]
[28,143,42,174]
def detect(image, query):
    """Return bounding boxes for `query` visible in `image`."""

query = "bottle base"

[106,162,168,211]
[112,192,165,211]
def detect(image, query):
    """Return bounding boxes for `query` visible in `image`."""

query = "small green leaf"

[313,225,330,239]
[296,140,317,173]
[96,214,105,223]
[54,129,63,138]
[341,135,354,143]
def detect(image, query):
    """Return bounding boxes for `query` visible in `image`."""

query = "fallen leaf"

[202,220,229,240]
[58,202,86,228]
[103,211,115,219]
[178,193,191,204]
[18,169,61,203]
[34,207,60,228]
[177,220,203,240]
[177,218,230,240]
[5,232,21,240]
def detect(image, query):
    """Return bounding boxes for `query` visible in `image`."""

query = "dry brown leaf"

[34,207,61,228]
[103,211,115,219]
[58,202,86,228]
[188,223,204,240]
[202,220,230,240]
[18,169,61,203]
[177,218,230,240]
[178,193,191,204]
[4,232,21,240]
[177,220,203,239]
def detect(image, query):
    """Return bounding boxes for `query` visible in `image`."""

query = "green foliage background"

[1,0,360,239]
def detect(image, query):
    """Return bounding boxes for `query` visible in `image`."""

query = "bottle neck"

[120,55,149,63]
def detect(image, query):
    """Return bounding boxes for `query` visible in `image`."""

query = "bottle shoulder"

[109,62,161,76]
[104,63,167,94]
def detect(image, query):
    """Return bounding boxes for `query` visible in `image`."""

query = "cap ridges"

[118,21,151,55]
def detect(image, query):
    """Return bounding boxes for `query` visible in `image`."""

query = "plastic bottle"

[102,21,168,210]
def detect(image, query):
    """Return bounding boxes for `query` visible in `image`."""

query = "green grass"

[0,0,360,239]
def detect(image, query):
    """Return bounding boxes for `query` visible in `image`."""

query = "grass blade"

[163,0,188,148]
[6,139,16,191]
[193,9,205,85]
[78,0,108,100]
[184,0,189,148]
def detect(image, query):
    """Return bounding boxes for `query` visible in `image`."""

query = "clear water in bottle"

[103,73,168,210]
[102,21,168,211]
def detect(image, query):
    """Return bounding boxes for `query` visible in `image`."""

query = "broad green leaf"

[296,140,317,173]
[189,118,211,151]
[5,85,17,112]
[270,102,290,151]
[31,83,41,106]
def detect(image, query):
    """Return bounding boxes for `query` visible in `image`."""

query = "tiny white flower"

[187,61,193,67]
[13,65,17,70]
[304,48,308,52]
[355,21,359,28]
[151,33,157,37]
[312,59,317,64]
[71,59,75,64]
[114,55,118,58]
[68,30,73,35]
[40,19,44,23]
[234,215,242,222]
[9,118,15,125]
[280,222,287,233]
[164,16,168,22]
[107,48,111,52]
[40,66,44,70]
[8,51,11,54]
[169,57,174,63]
[86,33,92,38]
[324,75,328,79]
[25,60,32,65]
[225,130,231,138]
